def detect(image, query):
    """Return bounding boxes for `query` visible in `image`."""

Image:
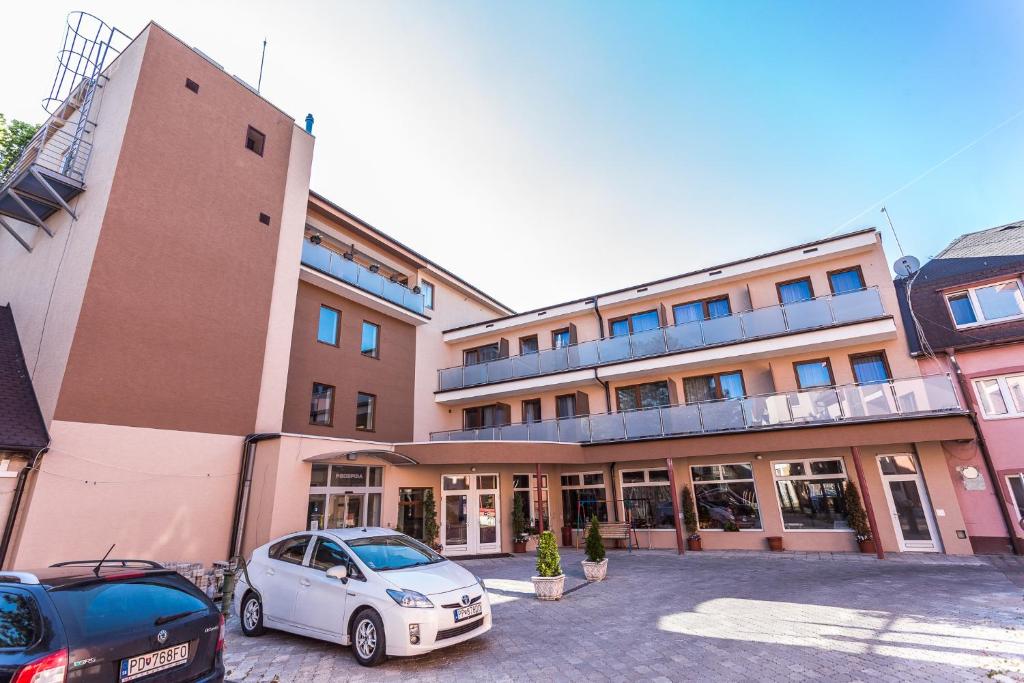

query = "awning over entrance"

[303,449,419,466]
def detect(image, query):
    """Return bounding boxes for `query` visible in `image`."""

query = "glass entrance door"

[876,454,942,552]
[441,473,501,555]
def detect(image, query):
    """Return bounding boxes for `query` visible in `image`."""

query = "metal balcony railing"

[437,287,887,391]
[428,374,963,443]
[0,122,93,187]
[301,240,426,315]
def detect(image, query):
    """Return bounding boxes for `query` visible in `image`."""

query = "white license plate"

[453,602,483,622]
[120,643,189,682]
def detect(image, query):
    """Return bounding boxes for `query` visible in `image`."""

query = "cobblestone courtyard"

[224,549,1024,682]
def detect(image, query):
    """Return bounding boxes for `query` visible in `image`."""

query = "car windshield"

[346,535,444,571]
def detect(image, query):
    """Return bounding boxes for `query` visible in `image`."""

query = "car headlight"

[386,588,434,608]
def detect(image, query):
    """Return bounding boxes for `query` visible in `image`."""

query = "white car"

[233,527,492,666]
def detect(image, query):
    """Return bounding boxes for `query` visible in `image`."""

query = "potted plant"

[766,536,784,552]
[581,516,607,581]
[844,482,875,553]
[531,531,565,600]
[512,500,529,553]
[681,486,702,551]
[423,488,442,553]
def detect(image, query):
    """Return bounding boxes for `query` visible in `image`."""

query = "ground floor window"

[1007,474,1024,523]
[620,468,674,529]
[772,459,850,531]
[396,487,429,541]
[690,463,761,530]
[307,464,383,530]
[561,471,608,525]
[512,473,549,532]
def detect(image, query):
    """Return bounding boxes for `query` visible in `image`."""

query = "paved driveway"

[224,549,1024,682]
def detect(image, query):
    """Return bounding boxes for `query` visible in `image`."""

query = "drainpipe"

[0,445,48,569]
[849,446,885,559]
[946,351,1020,555]
[591,297,605,340]
[228,433,281,561]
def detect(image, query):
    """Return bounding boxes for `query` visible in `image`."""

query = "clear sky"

[6,1,1024,311]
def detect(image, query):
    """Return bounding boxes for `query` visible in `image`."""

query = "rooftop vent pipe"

[305,113,314,134]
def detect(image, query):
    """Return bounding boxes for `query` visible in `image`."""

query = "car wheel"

[240,592,265,637]
[351,609,387,667]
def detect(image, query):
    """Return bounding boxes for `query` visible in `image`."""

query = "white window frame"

[513,473,549,529]
[973,373,1024,420]
[308,464,384,529]
[945,278,1024,329]
[689,462,762,531]
[770,457,851,533]
[560,470,608,525]
[1005,473,1024,522]
[619,467,673,531]
[421,280,435,310]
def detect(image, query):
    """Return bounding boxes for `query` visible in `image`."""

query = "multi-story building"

[896,220,1024,554]
[0,16,989,568]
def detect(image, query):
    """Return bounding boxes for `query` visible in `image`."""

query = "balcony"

[429,375,963,443]
[437,288,887,391]
[301,240,426,315]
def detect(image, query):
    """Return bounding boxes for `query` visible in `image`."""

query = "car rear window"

[48,577,209,641]
[0,590,40,647]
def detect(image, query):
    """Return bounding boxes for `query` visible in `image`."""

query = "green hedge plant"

[535,531,562,577]
[584,515,605,563]
[681,485,700,539]
[844,481,872,542]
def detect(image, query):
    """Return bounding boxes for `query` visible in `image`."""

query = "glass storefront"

[307,463,384,530]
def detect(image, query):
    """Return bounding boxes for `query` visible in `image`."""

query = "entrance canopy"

[303,448,419,466]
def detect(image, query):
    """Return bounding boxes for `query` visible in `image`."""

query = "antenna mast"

[257,38,267,93]
[880,206,906,258]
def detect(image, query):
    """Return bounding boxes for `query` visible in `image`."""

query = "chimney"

[305,113,314,134]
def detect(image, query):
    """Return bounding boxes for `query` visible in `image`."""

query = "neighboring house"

[896,220,1024,554]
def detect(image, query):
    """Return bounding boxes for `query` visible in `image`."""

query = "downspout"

[946,351,1020,555]
[228,433,281,561]
[0,444,49,569]
[591,297,605,340]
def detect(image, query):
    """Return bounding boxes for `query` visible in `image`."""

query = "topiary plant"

[681,485,700,539]
[584,515,605,563]
[422,487,440,548]
[844,481,872,541]
[535,531,562,577]
[512,498,528,543]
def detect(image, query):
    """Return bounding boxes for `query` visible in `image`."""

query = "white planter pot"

[531,574,566,601]
[581,558,607,582]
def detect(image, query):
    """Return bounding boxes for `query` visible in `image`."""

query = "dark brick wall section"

[0,306,48,451]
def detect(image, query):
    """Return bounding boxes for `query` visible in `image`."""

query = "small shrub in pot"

[581,516,608,581]
[844,482,876,553]
[681,486,702,551]
[531,531,565,600]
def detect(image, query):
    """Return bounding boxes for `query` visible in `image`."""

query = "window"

[552,328,572,348]
[0,591,39,647]
[773,459,849,531]
[555,394,577,419]
[1006,474,1024,523]
[828,267,865,294]
[620,468,673,529]
[777,277,814,304]
[360,321,380,358]
[946,279,1024,327]
[616,381,671,411]
[561,471,608,524]
[245,126,266,156]
[973,374,1024,419]
[308,465,384,530]
[464,343,499,366]
[258,212,271,226]
[270,535,311,564]
[309,383,335,425]
[673,296,731,324]
[850,352,891,384]
[310,538,354,571]
[683,371,744,403]
[397,488,429,541]
[513,473,549,531]
[463,403,511,429]
[185,78,200,93]
[317,305,340,345]
[609,309,661,337]
[690,463,761,530]
[794,359,835,389]
[356,392,376,431]
[421,280,434,310]
[519,335,539,355]
[522,399,542,423]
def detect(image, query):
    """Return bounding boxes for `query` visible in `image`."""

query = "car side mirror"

[326,564,348,581]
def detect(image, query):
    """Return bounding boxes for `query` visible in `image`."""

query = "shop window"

[307,464,384,531]
[690,463,761,530]
[619,468,674,529]
[397,488,429,541]
[513,473,549,532]
[772,458,850,531]
[561,471,608,525]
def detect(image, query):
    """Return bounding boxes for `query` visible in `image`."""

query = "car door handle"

[265,568,275,576]
[300,579,311,587]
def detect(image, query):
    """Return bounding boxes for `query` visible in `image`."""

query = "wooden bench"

[597,522,632,549]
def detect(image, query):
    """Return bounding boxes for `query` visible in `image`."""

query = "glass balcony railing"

[437,287,886,391]
[301,240,426,315]
[428,374,962,443]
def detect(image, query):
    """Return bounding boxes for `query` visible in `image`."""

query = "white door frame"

[441,473,501,556]
[876,453,943,552]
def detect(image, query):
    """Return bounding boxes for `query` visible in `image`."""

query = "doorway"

[441,473,501,555]
[876,453,942,552]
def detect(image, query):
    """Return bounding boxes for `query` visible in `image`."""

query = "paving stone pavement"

[223,549,1024,682]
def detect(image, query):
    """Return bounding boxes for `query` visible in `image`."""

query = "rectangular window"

[683,371,744,403]
[946,279,1024,327]
[513,473,549,531]
[561,471,608,524]
[620,468,674,529]
[522,399,542,423]
[615,381,671,411]
[673,296,731,324]
[360,321,380,358]
[777,277,814,304]
[1006,474,1024,522]
[555,394,577,419]
[396,488,429,541]
[690,463,761,530]
[828,267,865,294]
[309,383,335,425]
[355,392,376,431]
[464,343,499,365]
[519,335,539,355]
[850,352,891,384]
[463,403,511,429]
[245,126,266,156]
[551,328,571,348]
[317,305,340,346]
[973,373,1024,419]
[773,458,850,530]
[421,281,434,310]
[794,359,835,389]
[609,309,661,337]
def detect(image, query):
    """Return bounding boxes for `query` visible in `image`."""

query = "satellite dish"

[893,255,920,277]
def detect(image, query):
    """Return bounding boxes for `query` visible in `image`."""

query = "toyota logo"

[157,629,168,644]
[460,594,470,607]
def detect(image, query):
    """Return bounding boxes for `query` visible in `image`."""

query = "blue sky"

[6,1,1024,311]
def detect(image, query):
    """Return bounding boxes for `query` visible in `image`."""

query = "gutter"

[0,444,48,569]
[228,433,281,561]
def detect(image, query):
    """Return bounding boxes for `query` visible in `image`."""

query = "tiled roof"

[0,305,48,451]
[936,220,1024,258]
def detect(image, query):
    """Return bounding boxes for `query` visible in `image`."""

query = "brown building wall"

[283,280,416,441]
[54,25,298,435]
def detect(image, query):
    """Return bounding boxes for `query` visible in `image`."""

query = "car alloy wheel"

[240,594,265,636]
[355,618,377,659]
